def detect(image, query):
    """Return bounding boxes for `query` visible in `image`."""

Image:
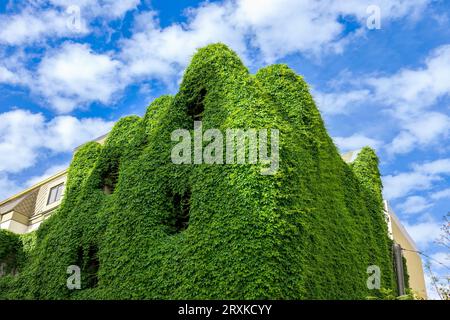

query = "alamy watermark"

[67,265,81,290]
[367,265,381,289]
[66,5,82,32]
[171,121,279,175]
[366,5,381,30]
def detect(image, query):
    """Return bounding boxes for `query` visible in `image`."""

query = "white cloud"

[25,163,69,187]
[383,172,439,200]
[388,132,417,155]
[48,0,140,19]
[0,0,434,112]
[333,133,382,152]
[119,4,247,83]
[424,272,446,300]
[369,45,450,155]
[36,42,122,113]
[314,44,450,156]
[0,48,31,86]
[0,66,20,84]
[0,1,139,46]
[0,0,428,54]
[367,45,450,112]
[0,109,113,174]
[0,174,21,201]
[313,89,371,115]
[234,0,344,61]
[431,188,450,200]
[397,196,433,214]
[423,251,449,300]
[383,158,450,200]
[429,252,450,271]
[233,0,429,61]
[404,112,450,143]
[119,0,432,83]
[387,112,450,155]
[414,158,450,175]
[0,109,47,173]
[404,218,441,248]
[0,8,87,46]
[44,115,114,152]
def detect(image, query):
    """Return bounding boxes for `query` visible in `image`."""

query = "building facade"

[0,146,427,298]
[0,134,107,234]
[342,150,428,299]
[0,170,67,234]
[383,201,428,299]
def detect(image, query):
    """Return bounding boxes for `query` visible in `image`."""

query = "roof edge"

[384,200,419,252]
[0,169,68,208]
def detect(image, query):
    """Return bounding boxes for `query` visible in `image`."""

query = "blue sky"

[0,0,449,298]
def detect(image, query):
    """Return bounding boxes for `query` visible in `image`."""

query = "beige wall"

[341,152,428,299]
[386,202,428,299]
[33,174,67,217]
[0,133,109,234]
[27,173,67,232]
[0,172,67,234]
[0,217,28,234]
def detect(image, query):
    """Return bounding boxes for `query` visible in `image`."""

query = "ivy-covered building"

[0,44,426,299]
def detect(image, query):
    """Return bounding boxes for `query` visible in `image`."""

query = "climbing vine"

[0,44,397,299]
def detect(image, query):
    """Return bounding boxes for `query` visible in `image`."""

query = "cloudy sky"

[0,0,448,298]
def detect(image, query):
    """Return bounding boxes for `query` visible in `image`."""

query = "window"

[172,190,191,232]
[85,245,99,288]
[164,189,191,234]
[47,183,64,205]
[101,163,119,195]
[187,88,206,123]
[75,245,99,289]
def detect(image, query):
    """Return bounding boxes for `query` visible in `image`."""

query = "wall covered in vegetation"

[0,44,397,299]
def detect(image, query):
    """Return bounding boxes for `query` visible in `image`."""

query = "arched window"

[76,245,99,289]
[187,88,206,123]
[164,189,191,234]
[100,162,119,195]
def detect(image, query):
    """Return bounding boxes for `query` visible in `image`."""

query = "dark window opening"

[187,88,206,123]
[76,245,99,289]
[85,245,99,288]
[0,258,19,277]
[165,189,191,234]
[100,162,119,195]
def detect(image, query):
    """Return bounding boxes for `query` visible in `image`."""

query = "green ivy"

[0,230,22,274]
[0,44,397,299]
[403,256,410,290]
